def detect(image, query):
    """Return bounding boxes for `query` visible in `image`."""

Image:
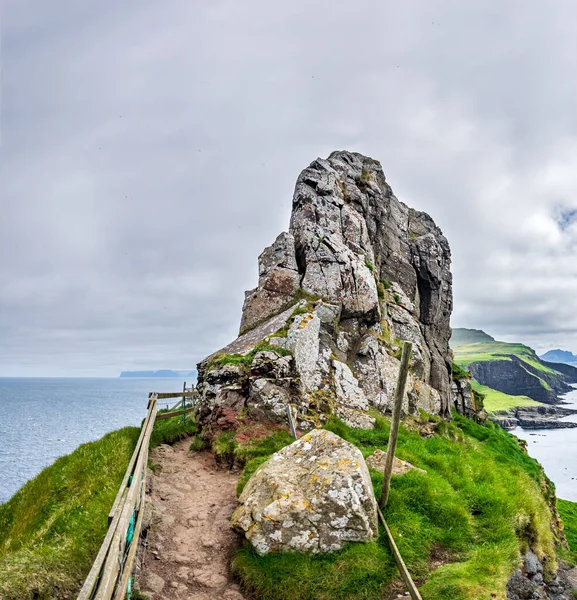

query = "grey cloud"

[1,0,576,375]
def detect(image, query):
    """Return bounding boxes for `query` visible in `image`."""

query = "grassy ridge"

[0,427,140,600]
[233,413,559,600]
[452,340,559,377]
[558,499,577,554]
[470,380,542,413]
[0,414,196,600]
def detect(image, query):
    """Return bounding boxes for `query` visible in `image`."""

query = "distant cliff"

[120,370,197,379]
[451,328,577,406]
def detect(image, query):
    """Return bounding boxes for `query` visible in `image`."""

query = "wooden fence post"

[380,341,412,509]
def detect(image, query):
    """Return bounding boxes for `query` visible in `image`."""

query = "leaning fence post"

[380,341,413,509]
[182,381,186,425]
[285,404,297,439]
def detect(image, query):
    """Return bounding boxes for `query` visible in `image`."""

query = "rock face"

[491,406,577,431]
[451,378,477,419]
[468,357,571,405]
[198,151,466,429]
[507,551,575,600]
[231,429,378,554]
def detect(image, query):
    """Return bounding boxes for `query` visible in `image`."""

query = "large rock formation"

[231,429,378,554]
[198,151,468,429]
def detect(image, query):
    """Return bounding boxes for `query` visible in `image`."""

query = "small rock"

[222,587,245,600]
[524,551,543,576]
[193,569,228,588]
[145,572,165,593]
[365,449,426,475]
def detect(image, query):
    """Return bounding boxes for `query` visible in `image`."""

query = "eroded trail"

[138,439,246,600]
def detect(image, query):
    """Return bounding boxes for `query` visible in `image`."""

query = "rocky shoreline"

[491,405,577,430]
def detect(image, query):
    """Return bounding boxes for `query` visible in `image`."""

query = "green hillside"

[470,380,542,413]
[451,328,495,347]
[0,415,195,600]
[450,329,571,407]
[232,413,574,600]
[451,331,558,377]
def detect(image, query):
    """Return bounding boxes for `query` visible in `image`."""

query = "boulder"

[231,429,378,554]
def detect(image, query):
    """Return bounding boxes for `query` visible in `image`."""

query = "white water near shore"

[513,386,577,501]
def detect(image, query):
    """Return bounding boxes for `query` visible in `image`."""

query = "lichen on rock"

[231,429,378,554]
[197,151,474,430]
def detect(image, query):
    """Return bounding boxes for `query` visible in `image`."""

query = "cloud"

[1,0,576,375]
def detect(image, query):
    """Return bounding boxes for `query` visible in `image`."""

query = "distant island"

[540,349,577,365]
[119,370,197,378]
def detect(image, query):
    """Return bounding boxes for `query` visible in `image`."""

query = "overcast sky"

[1,0,576,376]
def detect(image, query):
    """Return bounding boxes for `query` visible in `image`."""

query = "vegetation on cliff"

[451,328,576,407]
[232,412,566,600]
[0,414,195,600]
[470,380,542,413]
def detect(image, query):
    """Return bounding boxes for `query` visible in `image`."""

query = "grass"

[470,380,542,413]
[206,341,292,372]
[0,411,197,600]
[0,427,140,600]
[211,429,295,484]
[150,413,197,448]
[452,340,561,377]
[452,362,472,381]
[233,413,559,600]
[558,499,577,554]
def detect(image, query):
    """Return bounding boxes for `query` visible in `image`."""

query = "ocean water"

[513,386,577,502]
[0,378,188,504]
[2,379,577,506]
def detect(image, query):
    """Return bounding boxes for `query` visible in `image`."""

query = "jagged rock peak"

[198,151,468,430]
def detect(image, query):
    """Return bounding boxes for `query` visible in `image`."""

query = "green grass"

[470,380,542,413]
[0,427,140,600]
[211,428,295,477]
[233,413,558,600]
[150,414,197,448]
[558,499,577,554]
[206,341,292,372]
[0,411,198,600]
[452,340,560,377]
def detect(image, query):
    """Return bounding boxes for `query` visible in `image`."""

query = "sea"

[513,385,577,502]
[1,379,577,505]
[0,378,188,504]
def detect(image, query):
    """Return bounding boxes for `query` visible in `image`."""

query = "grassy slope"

[232,413,560,600]
[558,499,577,554]
[0,414,196,600]
[471,380,542,413]
[452,340,559,376]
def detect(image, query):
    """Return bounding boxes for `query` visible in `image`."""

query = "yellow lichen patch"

[336,458,353,470]
[310,475,319,484]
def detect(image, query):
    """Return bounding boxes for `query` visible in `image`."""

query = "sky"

[1,0,576,376]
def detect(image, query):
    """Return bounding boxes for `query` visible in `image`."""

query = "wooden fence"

[76,390,198,600]
[77,382,421,599]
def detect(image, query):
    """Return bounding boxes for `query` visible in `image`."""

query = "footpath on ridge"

[137,439,246,600]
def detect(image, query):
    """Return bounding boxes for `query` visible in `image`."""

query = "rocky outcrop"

[507,552,576,600]
[231,429,378,554]
[541,361,577,383]
[198,151,465,430]
[491,406,577,431]
[452,378,477,419]
[364,449,426,475]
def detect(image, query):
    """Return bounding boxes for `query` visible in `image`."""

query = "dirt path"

[137,439,246,600]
